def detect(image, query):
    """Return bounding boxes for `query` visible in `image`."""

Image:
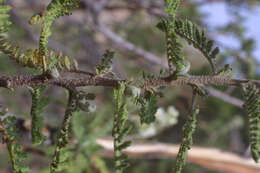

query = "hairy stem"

[50,90,78,173]
[173,91,199,173]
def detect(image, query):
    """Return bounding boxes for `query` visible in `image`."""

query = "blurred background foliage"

[0,0,260,172]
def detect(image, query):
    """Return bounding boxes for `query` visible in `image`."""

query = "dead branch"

[97,138,260,173]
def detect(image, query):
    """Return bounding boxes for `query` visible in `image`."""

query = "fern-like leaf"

[164,0,181,30]
[50,50,79,71]
[0,38,78,72]
[157,18,185,73]
[29,86,49,146]
[50,90,79,173]
[112,82,132,173]
[0,39,43,69]
[0,107,30,173]
[243,84,260,163]
[174,19,219,73]
[96,50,114,75]
[0,2,11,34]
[135,90,158,124]
[173,106,199,173]
[38,0,80,55]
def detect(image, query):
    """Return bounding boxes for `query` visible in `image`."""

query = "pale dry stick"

[97,138,260,173]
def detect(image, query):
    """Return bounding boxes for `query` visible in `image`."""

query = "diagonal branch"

[92,21,165,66]
[207,87,244,108]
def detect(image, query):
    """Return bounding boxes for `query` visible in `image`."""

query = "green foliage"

[216,64,232,77]
[50,90,80,173]
[0,41,43,69]
[45,50,79,72]
[65,110,111,172]
[96,50,114,75]
[174,19,219,73]
[0,2,11,34]
[29,85,49,146]
[0,38,78,72]
[0,107,30,173]
[173,106,199,173]
[37,0,80,55]
[50,89,96,172]
[164,0,181,29]
[156,19,186,74]
[0,0,260,172]
[157,0,192,77]
[135,90,158,124]
[25,0,80,73]
[243,84,260,163]
[113,82,132,173]
[0,0,79,74]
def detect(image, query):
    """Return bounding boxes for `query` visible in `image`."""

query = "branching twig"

[84,11,246,108]
[0,73,259,91]
[8,0,247,108]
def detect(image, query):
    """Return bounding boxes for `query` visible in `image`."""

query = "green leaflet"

[174,19,219,73]
[0,38,79,72]
[243,85,260,163]
[0,5,29,170]
[157,19,185,73]
[0,107,30,173]
[164,0,181,15]
[96,50,114,75]
[112,82,132,173]
[173,107,199,173]
[29,86,49,146]
[0,41,43,70]
[38,0,80,55]
[50,50,79,71]
[164,0,181,29]
[157,0,189,75]
[136,90,158,124]
[164,0,185,74]
[0,2,11,34]
[135,72,159,124]
[26,0,80,72]
[0,0,80,73]
[216,64,232,77]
